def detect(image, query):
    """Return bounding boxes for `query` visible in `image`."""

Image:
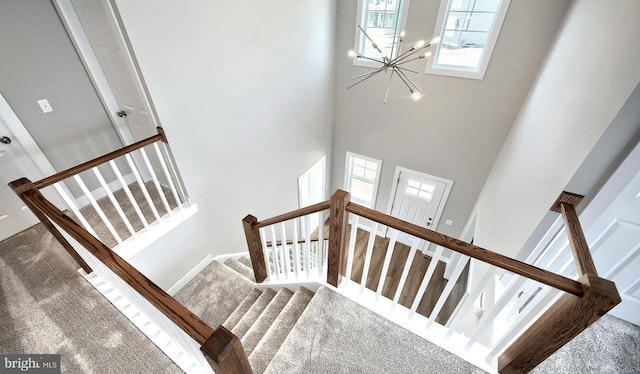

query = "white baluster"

[391,237,421,311]
[109,160,149,229]
[444,266,497,339]
[279,222,291,279]
[376,228,398,303]
[292,218,300,278]
[259,227,273,278]
[345,215,359,282]
[125,154,161,222]
[425,255,470,330]
[92,167,137,239]
[360,222,379,296]
[270,225,281,280]
[317,211,324,277]
[74,174,123,245]
[153,143,183,211]
[159,142,189,207]
[53,183,99,239]
[139,148,172,216]
[463,274,527,350]
[304,215,311,277]
[409,245,444,320]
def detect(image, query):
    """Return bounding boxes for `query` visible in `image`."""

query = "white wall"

[474,0,640,257]
[113,0,337,288]
[331,0,571,239]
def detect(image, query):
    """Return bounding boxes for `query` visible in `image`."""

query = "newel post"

[498,192,621,373]
[9,178,92,274]
[327,189,350,287]
[242,215,267,283]
[201,327,253,374]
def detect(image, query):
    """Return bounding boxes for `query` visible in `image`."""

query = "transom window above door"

[344,152,383,208]
[353,0,411,67]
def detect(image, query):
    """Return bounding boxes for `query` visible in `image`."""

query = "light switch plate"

[37,99,53,113]
[445,219,454,226]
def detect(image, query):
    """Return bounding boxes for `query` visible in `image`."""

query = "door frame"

[52,0,159,145]
[386,166,454,233]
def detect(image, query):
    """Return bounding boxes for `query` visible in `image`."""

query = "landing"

[266,286,486,374]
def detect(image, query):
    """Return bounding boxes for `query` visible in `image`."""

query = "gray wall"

[0,0,122,176]
[113,0,337,288]
[331,0,572,239]
[474,0,640,257]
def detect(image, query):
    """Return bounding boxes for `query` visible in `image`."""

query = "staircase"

[175,257,484,373]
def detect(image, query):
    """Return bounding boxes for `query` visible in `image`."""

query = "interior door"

[389,169,451,247]
[69,0,157,141]
[0,122,40,240]
[586,168,640,325]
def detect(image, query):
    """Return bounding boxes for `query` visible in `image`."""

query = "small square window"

[344,152,383,208]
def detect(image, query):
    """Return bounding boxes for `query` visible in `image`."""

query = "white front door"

[66,0,158,141]
[586,168,640,325]
[388,168,452,247]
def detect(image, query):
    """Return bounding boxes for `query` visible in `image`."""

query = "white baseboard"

[166,254,214,296]
[212,251,251,263]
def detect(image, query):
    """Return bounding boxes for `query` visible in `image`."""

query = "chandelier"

[348,24,439,103]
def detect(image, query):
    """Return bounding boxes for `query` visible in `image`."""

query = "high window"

[425,0,511,79]
[344,152,383,208]
[354,0,411,67]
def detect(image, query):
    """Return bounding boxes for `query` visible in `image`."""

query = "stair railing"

[243,189,621,374]
[10,129,252,374]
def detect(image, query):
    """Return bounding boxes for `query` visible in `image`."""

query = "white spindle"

[125,154,161,222]
[259,227,273,277]
[139,148,172,216]
[345,214,359,282]
[444,266,497,339]
[159,142,189,206]
[376,228,398,302]
[409,245,444,319]
[270,225,281,279]
[317,211,324,277]
[463,274,527,350]
[304,215,311,277]
[292,218,301,278]
[392,237,420,311]
[360,222,379,296]
[53,183,99,239]
[485,286,562,360]
[153,143,183,211]
[109,160,149,229]
[279,222,291,279]
[92,167,137,238]
[74,174,123,245]
[425,255,470,330]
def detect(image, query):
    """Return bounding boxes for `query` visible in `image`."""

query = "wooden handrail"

[346,202,584,296]
[20,181,214,344]
[33,130,164,189]
[253,200,330,229]
[560,202,598,276]
[265,237,326,247]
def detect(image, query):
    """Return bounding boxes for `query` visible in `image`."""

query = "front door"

[389,168,452,248]
[67,0,158,141]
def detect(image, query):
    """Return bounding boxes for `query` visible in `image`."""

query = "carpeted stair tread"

[223,288,262,330]
[238,256,253,269]
[241,288,294,356]
[232,288,277,338]
[249,287,314,374]
[224,258,256,282]
[174,260,254,329]
[264,286,485,374]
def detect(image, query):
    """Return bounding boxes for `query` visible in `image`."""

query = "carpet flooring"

[0,223,182,373]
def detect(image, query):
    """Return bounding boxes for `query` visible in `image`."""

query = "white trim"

[166,253,214,296]
[386,166,453,232]
[425,0,512,80]
[344,151,383,208]
[52,0,134,145]
[353,0,412,68]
